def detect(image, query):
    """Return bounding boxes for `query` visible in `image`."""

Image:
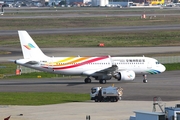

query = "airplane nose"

[161,64,166,72]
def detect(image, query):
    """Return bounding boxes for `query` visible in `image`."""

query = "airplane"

[14,30,166,84]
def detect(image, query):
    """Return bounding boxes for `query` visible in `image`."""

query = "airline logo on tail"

[23,43,35,50]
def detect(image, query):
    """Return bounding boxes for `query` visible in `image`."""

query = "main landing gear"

[84,77,91,83]
[99,79,106,84]
[143,74,147,83]
[84,77,107,84]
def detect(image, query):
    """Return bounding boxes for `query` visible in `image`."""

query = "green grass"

[7,72,65,79]
[2,30,180,47]
[164,63,180,71]
[0,62,16,75]
[0,92,89,105]
[1,8,180,48]
[1,15,180,30]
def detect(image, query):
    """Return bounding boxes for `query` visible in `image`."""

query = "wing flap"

[82,65,118,76]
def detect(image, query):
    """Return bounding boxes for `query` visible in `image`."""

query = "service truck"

[90,86,123,102]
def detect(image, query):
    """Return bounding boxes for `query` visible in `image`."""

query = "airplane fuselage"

[16,56,165,75]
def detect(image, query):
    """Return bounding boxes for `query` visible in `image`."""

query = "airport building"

[91,0,108,6]
[65,0,133,7]
[0,0,173,7]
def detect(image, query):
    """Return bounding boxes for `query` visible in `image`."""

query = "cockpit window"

[156,61,160,64]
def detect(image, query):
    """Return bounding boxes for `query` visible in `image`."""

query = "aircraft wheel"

[84,78,91,83]
[102,79,106,84]
[99,79,106,84]
[87,78,91,83]
[143,79,147,83]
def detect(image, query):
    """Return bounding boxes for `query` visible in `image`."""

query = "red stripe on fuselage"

[53,56,108,70]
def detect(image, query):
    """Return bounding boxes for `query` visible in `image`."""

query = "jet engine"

[114,70,135,81]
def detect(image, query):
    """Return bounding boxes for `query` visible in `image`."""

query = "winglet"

[108,55,116,66]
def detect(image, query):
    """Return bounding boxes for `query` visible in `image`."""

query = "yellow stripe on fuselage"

[51,57,91,66]
[68,57,90,64]
[58,57,76,62]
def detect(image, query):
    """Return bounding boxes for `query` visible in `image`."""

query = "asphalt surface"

[1,25,180,35]
[1,6,180,19]
[0,70,180,101]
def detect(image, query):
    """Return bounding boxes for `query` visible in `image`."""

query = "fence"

[154,56,180,64]
[19,66,40,74]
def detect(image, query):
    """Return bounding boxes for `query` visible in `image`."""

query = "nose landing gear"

[143,74,147,83]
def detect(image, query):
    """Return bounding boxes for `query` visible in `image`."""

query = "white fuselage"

[16,56,165,75]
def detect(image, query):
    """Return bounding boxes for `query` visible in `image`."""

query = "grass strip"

[0,92,89,105]
[1,15,180,30]
[164,63,180,71]
[1,30,180,47]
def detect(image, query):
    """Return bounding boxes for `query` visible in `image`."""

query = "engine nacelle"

[114,70,135,81]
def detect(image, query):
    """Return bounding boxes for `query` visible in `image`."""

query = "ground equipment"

[90,86,123,102]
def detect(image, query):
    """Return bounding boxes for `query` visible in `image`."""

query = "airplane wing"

[82,64,118,76]
[83,61,118,76]
[95,64,118,74]
[83,55,118,76]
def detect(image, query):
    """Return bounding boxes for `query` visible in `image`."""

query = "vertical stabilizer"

[18,30,48,59]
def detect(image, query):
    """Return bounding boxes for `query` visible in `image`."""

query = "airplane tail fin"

[18,30,48,59]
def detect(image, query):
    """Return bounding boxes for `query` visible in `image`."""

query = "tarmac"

[1,70,180,120]
[1,100,180,120]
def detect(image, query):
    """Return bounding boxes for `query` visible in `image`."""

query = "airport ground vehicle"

[90,86,123,102]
